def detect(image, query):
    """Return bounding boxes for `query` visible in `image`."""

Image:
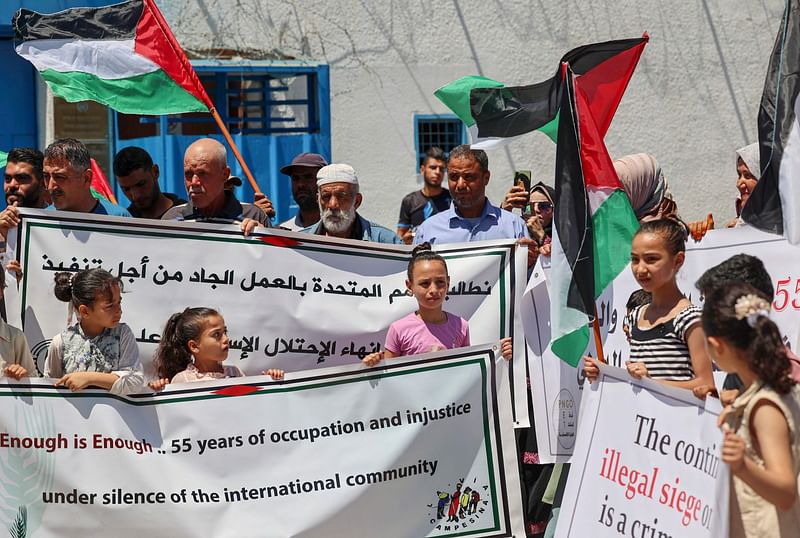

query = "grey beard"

[321,206,356,234]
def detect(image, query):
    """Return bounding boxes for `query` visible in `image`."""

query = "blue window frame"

[413,114,466,168]
[117,64,324,139]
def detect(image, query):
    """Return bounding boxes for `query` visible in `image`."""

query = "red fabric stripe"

[90,158,118,204]
[574,80,621,190]
[258,236,301,247]
[577,36,647,138]
[212,385,260,397]
[134,0,213,110]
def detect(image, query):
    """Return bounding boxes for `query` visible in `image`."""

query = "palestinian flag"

[13,0,213,115]
[90,158,118,205]
[434,35,648,149]
[742,0,800,243]
[549,66,639,366]
[0,151,7,169]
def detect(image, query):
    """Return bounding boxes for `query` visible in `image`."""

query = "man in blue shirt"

[413,145,527,245]
[43,138,130,217]
[0,139,130,280]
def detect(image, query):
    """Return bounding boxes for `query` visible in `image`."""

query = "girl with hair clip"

[149,307,283,390]
[363,242,510,366]
[703,281,800,537]
[46,268,143,395]
[584,219,713,388]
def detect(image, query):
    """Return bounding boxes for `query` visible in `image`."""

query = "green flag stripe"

[592,189,639,295]
[40,68,209,115]
[551,325,589,368]
[0,151,7,169]
[434,76,504,127]
[537,112,559,143]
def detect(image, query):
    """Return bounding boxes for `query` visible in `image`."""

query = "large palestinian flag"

[434,35,648,149]
[549,66,639,366]
[13,0,213,115]
[741,0,800,243]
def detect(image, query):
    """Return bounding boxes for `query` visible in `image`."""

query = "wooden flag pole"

[592,305,607,364]
[141,1,262,194]
[209,107,262,194]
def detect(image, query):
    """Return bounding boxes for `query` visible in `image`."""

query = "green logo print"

[0,402,57,537]
[9,506,26,538]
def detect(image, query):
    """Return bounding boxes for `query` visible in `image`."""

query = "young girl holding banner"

[584,219,713,388]
[150,307,283,388]
[46,268,144,395]
[702,281,800,537]
[362,242,511,365]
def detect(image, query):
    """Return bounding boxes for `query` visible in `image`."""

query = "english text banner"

[0,346,524,537]
[554,363,728,538]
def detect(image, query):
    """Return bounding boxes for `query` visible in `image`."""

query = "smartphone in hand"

[513,170,532,214]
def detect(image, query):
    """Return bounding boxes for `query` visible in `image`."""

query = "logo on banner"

[428,478,489,532]
[552,388,577,449]
[0,402,57,536]
[31,339,51,377]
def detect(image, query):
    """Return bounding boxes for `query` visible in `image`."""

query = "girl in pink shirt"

[363,243,510,365]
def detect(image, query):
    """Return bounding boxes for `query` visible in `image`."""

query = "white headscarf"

[735,143,761,179]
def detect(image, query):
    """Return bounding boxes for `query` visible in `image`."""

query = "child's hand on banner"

[583,356,599,383]
[626,360,649,379]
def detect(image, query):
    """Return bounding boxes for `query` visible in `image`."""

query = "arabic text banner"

[524,226,800,462]
[5,209,528,423]
[0,346,524,537]
[554,363,728,538]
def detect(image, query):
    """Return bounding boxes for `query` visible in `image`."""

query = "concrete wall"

[163,0,784,227]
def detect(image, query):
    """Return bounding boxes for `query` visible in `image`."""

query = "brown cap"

[280,153,328,176]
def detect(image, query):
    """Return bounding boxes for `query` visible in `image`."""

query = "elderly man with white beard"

[302,164,402,244]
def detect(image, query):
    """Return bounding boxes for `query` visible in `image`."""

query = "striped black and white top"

[627,304,702,381]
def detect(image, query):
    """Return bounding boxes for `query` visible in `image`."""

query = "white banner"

[554,363,728,538]
[524,225,800,462]
[4,210,530,425]
[0,345,524,537]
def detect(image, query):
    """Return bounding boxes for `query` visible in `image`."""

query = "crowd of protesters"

[1,135,797,537]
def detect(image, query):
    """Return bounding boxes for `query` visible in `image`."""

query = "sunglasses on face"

[532,201,553,212]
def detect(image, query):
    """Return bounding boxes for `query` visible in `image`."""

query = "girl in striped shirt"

[585,219,713,389]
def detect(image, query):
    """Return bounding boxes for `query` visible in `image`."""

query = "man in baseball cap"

[302,163,401,244]
[277,152,328,230]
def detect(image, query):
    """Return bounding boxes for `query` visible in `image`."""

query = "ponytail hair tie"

[734,293,771,328]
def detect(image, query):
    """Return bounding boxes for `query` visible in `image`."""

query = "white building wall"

[164,0,784,228]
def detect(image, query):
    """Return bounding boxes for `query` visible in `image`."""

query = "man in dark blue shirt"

[396,146,451,244]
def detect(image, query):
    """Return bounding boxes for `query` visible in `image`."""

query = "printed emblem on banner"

[0,402,57,536]
[31,340,51,377]
[428,478,489,533]
[552,388,576,449]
